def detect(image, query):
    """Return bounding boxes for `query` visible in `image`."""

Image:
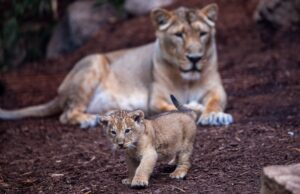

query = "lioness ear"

[151,8,173,31]
[199,3,218,26]
[129,110,144,124]
[97,115,111,127]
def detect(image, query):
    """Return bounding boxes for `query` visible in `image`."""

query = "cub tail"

[170,94,197,121]
[0,98,61,120]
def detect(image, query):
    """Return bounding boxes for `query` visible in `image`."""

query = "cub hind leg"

[170,124,196,179]
[169,149,192,179]
[58,54,110,128]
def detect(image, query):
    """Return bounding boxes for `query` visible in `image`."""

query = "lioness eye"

[125,129,131,134]
[111,131,116,135]
[175,32,183,38]
[200,32,207,37]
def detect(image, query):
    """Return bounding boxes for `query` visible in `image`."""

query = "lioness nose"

[118,143,124,148]
[187,55,202,64]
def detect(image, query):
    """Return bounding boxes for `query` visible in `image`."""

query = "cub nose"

[186,55,202,64]
[118,143,124,148]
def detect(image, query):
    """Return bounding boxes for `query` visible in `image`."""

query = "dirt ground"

[0,0,299,193]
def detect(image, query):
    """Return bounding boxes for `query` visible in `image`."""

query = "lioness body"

[0,4,233,127]
[65,43,154,115]
[100,101,196,187]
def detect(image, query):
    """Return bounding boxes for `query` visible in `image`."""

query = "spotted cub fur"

[99,95,197,188]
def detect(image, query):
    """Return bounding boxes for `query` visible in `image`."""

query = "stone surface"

[254,0,300,28]
[124,0,174,16]
[47,0,119,59]
[260,163,300,194]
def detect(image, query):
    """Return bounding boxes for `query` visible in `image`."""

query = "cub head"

[151,4,218,81]
[98,110,145,150]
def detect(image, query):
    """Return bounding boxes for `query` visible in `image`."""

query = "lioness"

[99,95,196,188]
[0,4,233,127]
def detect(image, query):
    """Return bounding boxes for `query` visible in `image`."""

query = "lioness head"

[151,4,218,81]
[98,110,145,150]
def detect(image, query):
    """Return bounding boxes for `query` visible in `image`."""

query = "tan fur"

[0,4,233,127]
[99,105,196,188]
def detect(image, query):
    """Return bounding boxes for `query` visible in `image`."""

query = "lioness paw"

[170,169,187,179]
[198,112,233,126]
[80,115,99,128]
[122,178,132,185]
[131,176,148,188]
[184,101,204,112]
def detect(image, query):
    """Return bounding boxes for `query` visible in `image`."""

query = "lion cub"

[99,95,197,188]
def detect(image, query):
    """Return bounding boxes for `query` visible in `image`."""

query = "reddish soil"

[0,0,299,193]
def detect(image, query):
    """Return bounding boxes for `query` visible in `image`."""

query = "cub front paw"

[131,176,148,188]
[122,178,132,185]
[198,112,233,126]
[170,169,187,179]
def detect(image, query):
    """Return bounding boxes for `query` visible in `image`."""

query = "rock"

[254,0,300,29]
[47,0,120,59]
[46,17,70,59]
[10,40,27,68]
[67,1,119,47]
[124,0,174,16]
[260,163,300,194]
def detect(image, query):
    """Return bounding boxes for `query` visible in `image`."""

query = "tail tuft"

[170,94,188,112]
[170,94,180,110]
[170,94,197,121]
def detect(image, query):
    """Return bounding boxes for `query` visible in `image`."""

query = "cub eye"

[111,131,116,135]
[200,31,207,37]
[174,32,183,38]
[125,129,131,134]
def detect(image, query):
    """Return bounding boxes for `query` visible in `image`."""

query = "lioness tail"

[0,98,61,120]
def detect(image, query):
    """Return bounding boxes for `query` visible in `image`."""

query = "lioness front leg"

[150,84,176,112]
[131,149,157,188]
[198,88,233,126]
[151,99,176,112]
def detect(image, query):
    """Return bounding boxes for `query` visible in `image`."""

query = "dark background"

[0,0,299,193]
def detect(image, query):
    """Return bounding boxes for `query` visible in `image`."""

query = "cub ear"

[199,3,218,26]
[97,115,111,127]
[151,8,173,31]
[129,110,144,124]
